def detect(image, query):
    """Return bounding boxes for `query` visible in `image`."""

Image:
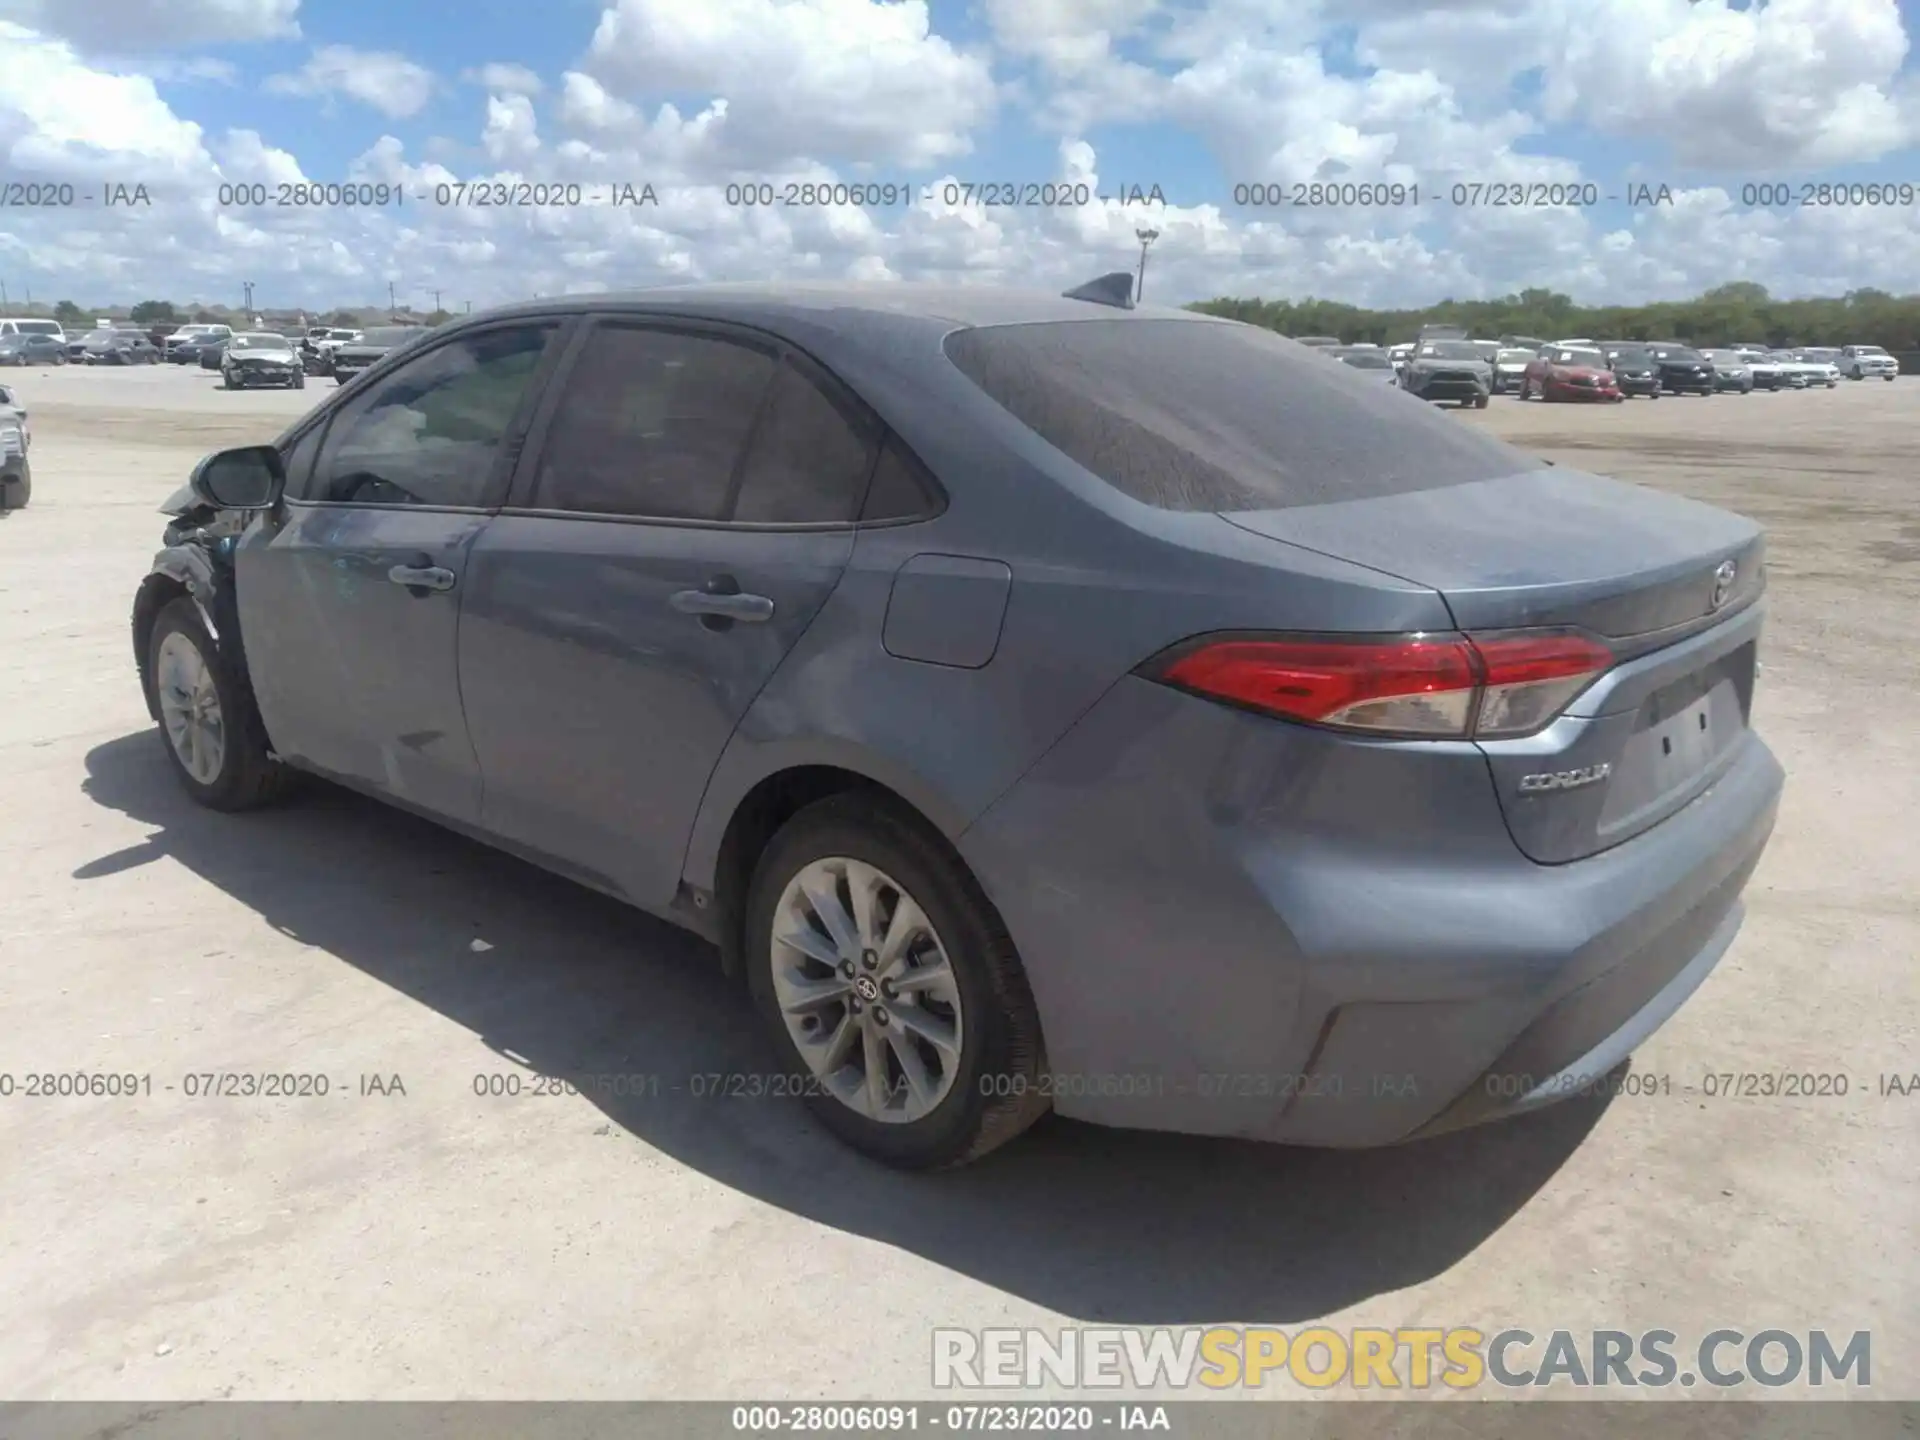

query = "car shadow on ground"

[79,729,1607,1325]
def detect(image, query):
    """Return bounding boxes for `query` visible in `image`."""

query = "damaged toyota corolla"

[130,280,1783,1169]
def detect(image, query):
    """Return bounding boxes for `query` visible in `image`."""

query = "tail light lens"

[1148,630,1614,740]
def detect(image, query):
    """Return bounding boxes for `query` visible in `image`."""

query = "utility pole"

[242,280,255,318]
[388,280,397,317]
[1134,227,1160,304]
[464,300,472,314]
[1,279,8,307]
[431,288,442,313]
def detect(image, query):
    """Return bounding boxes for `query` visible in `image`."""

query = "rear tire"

[745,794,1049,1170]
[144,598,294,812]
[1,461,29,510]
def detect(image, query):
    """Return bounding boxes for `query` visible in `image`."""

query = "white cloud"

[0,0,298,50]
[264,45,436,119]
[581,0,997,167]
[1,2,1917,313]
[0,22,210,170]
[465,63,543,96]
[1355,0,1916,170]
[481,94,541,162]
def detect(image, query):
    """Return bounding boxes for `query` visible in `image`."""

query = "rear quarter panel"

[679,321,1453,897]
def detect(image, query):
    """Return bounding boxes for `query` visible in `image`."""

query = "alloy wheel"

[769,856,965,1124]
[155,630,226,785]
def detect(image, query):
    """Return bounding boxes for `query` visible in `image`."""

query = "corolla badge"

[1709,559,1738,611]
[1518,762,1612,794]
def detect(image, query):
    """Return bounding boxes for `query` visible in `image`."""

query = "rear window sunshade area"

[943,318,1543,512]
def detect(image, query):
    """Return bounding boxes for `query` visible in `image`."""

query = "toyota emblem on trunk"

[1709,559,1738,611]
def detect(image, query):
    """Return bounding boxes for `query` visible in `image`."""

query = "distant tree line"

[1186,282,1920,351]
[37,299,448,329]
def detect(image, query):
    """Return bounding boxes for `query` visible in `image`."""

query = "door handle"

[388,560,456,594]
[670,590,775,623]
[670,575,774,630]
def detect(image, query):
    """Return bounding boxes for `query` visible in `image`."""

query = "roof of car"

[456,282,1224,339]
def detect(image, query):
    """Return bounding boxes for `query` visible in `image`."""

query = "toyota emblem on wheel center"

[1709,559,1738,611]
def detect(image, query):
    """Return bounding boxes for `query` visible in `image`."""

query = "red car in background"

[1518,344,1624,403]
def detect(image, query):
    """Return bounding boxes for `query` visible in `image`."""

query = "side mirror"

[190,444,284,511]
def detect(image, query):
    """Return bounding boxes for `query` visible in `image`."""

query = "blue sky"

[3,0,1918,308]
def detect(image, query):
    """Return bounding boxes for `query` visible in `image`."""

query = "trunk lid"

[1221,468,1766,862]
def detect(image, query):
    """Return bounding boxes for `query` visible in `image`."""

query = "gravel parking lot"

[1,363,1915,1401]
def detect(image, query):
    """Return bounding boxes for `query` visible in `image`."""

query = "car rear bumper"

[959,676,1783,1146]
[1545,382,1622,401]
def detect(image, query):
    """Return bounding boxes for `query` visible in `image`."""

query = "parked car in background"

[1416,323,1469,342]
[165,324,233,362]
[127,280,1783,1169]
[82,331,161,365]
[1497,334,1547,351]
[1733,349,1786,390]
[1643,344,1716,396]
[1520,344,1623,403]
[301,327,362,375]
[64,333,95,362]
[1763,351,1807,388]
[221,332,307,391]
[1292,336,1343,348]
[198,337,232,370]
[1840,344,1898,380]
[1601,346,1662,398]
[1333,347,1399,384]
[0,382,28,449]
[1775,350,1838,388]
[327,325,430,385]
[1401,338,1491,406]
[1701,350,1754,394]
[0,393,28,509]
[1796,349,1845,386]
[1491,347,1535,394]
[0,318,66,345]
[0,331,68,366]
[1387,343,1414,371]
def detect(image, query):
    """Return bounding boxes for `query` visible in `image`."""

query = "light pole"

[242,280,254,317]
[1135,227,1160,304]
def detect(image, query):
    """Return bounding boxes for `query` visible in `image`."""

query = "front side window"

[311,324,556,508]
[530,325,778,521]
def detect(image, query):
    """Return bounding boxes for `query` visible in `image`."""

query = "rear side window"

[860,436,945,522]
[531,325,777,521]
[729,359,879,524]
[943,319,1540,512]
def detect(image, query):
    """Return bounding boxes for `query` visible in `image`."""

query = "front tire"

[745,795,1048,1170]
[144,598,293,811]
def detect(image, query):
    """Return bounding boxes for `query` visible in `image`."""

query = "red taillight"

[1150,630,1613,739]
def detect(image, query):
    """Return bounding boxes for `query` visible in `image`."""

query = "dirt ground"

[0,362,1914,1402]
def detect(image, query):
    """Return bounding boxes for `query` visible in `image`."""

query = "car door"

[457,317,879,911]
[234,318,570,825]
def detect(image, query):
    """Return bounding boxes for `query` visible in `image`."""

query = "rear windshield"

[14,321,61,336]
[942,318,1540,512]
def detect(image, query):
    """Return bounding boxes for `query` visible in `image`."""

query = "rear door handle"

[388,563,456,594]
[670,589,775,623]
